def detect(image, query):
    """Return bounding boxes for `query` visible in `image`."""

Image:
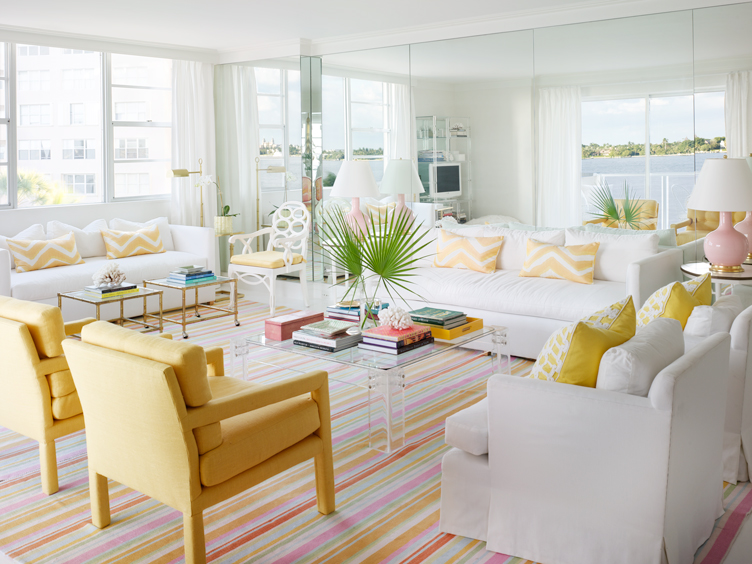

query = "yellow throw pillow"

[637,273,710,329]
[7,232,84,273]
[519,239,599,285]
[433,229,504,274]
[366,202,396,225]
[101,225,165,260]
[530,296,636,387]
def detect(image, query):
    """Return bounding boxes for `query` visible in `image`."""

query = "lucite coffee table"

[230,326,509,453]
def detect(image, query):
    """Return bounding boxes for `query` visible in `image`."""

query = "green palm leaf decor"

[590,180,645,230]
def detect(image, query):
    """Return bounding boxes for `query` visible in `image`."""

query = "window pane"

[322,75,346,178]
[352,131,385,183]
[0,165,7,206]
[350,79,382,103]
[258,95,282,124]
[111,54,171,88]
[112,88,170,123]
[113,127,170,197]
[0,44,5,78]
[255,68,281,95]
[16,46,103,207]
[351,102,384,129]
[0,125,6,163]
[0,81,5,118]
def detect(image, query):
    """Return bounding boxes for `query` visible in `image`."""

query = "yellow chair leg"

[39,440,58,495]
[312,380,336,515]
[184,512,206,564]
[89,470,111,529]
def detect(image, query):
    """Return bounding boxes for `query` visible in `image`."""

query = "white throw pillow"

[0,224,46,270]
[109,217,174,251]
[565,228,659,283]
[484,226,564,271]
[47,219,108,259]
[684,294,744,338]
[596,317,684,397]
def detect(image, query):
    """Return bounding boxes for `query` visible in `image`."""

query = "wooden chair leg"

[89,469,111,529]
[184,512,206,564]
[39,440,58,495]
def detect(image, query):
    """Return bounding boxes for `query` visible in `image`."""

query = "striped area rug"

[0,300,749,564]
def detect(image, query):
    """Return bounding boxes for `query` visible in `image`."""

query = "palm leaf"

[620,181,645,230]
[589,180,621,226]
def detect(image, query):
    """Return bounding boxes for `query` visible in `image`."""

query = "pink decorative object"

[345,197,370,236]
[706,211,749,270]
[265,310,325,341]
[381,159,424,230]
[734,211,752,261]
[330,161,380,236]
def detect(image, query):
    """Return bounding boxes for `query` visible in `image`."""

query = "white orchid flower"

[285,171,297,182]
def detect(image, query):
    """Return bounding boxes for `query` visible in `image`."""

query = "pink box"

[265,310,325,341]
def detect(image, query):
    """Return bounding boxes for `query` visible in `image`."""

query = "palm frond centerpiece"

[589,180,645,230]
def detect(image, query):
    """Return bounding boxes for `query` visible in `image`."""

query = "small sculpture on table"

[93,262,126,288]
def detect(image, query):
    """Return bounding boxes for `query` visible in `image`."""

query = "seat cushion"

[0,296,65,358]
[199,393,320,487]
[445,398,488,455]
[10,251,207,302]
[51,390,82,419]
[407,267,625,323]
[231,251,304,269]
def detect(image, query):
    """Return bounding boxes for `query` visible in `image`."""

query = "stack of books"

[292,319,362,352]
[84,283,138,299]
[409,307,467,330]
[357,325,434,355]
[167,265,216,285]
[325,303,361,323]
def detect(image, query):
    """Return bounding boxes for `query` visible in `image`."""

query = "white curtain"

[214,65,259,234]
[536,86,582,228]
[171,60,217,227]
[726,71,752,158]
[388,83,412,161]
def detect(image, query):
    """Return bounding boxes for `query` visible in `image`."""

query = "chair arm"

[64,318,97,336]
[0,249,10,297]
[184,370,328,429]
[205,346,225,376]
[581,218,605,226]
[671,218,692,231]
[229,228,274,254]
[626,248,682,308]
[271,231,308,266]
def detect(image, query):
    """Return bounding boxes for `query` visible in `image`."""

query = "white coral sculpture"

[378,305,413,330]
[93,262,126,287]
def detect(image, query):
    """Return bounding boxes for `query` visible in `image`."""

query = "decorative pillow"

[7,232,84,273]
[637,273,711,329]
[483,226,565,271]
[433,230,504,274]
[366,202,397,225]
[519,239,599,285]
[565,228,659,283]
[109,217,174,251]
[596,317,684,397]
[529,296,636,387]
[684,294,744,337]
[508,222,582,232]
[101,225,165,259]
[584,223,677,247]
[0,224,47,270]
[47,219,108,258]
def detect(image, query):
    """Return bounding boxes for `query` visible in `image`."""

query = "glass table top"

[60,287,162,305]
[146,275,233,289]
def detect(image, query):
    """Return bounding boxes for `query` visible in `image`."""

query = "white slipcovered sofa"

[0,218,216,322]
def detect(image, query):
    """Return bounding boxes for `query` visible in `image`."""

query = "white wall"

[412,83,455,118]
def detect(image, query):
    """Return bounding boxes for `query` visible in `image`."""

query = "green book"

[409,307,465,323]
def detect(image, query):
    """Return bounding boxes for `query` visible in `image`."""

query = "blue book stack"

[167,267,216,285]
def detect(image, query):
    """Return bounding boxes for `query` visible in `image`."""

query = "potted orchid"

[198,175,238,235]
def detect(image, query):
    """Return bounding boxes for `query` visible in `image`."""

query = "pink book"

[362,324,431,342]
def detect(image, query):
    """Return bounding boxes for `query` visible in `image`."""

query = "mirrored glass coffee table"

[231,326,509,453]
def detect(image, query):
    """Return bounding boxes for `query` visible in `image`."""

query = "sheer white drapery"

[726,71,752,158]
[171,60,216,227]
[215,65,260,234]
[536,86,582,228]
[388,83,412,161]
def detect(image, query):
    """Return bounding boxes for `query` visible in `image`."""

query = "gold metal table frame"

[58,287,164,334]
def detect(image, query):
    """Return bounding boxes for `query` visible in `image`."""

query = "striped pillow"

[433,229,504,274]
[519,239,599,285]
[101,225,165,260]
[7,231,84,273]
[366,202,396,225]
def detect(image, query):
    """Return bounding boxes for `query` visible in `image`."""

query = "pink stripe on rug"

[698,486,752,564]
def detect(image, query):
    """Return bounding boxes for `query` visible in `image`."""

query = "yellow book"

[423,317,484,340]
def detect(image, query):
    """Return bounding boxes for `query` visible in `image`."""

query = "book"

[292,330,361,348]
[300,319,356,338]
[85,288,139,299]
[292,340,359,353]
[409,307,465,323]
[358,337,434,355]
[168,271,214,280]
[414,318,466,330]
[361,324,432,343]
[166,276,217,285]
[362,331,430,349]
[84,283,137,294]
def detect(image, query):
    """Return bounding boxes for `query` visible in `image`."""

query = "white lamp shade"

[380,159,425,195]
[329,161,380,199]
[688,157,752,212]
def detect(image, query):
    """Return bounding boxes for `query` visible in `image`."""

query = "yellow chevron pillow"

[636,273,711,329]
[519,239,599,284]
[529,296,636,387]
[366,202,397,225]
[433,229,504,274]
[101,225,165,260]
[7,231,84,273]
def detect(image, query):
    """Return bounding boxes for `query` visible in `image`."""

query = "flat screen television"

[428,163,462,199]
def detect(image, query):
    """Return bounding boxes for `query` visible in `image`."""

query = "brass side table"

[144,275,239,339]
[58,287,163,334]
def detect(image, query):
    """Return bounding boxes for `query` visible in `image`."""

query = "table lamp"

[329,161,380,235]
[688,157,752,272]
[380,158,425,226]
[733,153,752,262]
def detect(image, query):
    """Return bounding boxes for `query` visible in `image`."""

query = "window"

[0,44,5,206]
[114,101,147,121]
[18,71,50,91]
[113,66,148,85]
[62,49,94,55]
[69,103,85,125]
[63,173,95,194]
[19,140,51,160]
[62,69,96,90]
[115,173,149,196]
[19,104,51,126]
[114,138,148,159]
[63,139,95,159]
[18,45,49,56]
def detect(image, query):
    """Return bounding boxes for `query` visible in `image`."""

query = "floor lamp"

[169,158,205,227]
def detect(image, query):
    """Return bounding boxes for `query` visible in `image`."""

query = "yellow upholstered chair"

[229,202,310,316]
[583,199,659,230]
[0,296,95,494]
[62,321,335,564]
[671,209,747,246]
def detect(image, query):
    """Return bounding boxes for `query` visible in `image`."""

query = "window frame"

[257,68,292,192]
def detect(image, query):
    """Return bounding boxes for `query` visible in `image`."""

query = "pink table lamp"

[689,157,752,273]
[380,158,425,228]
[733,154,752,262]
[329,161,381,236]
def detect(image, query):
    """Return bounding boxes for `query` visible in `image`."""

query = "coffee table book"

[291,330,362,352]
[265,310,325,341]
[358,337,435,355]
[427,317,484,340]
[361,325,431,347]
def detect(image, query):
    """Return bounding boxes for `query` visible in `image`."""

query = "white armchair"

[440,333,730,564]
[229,202,310,316]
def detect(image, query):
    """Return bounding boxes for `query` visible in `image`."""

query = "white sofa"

[440,333,730,564]
[0,223,216,322]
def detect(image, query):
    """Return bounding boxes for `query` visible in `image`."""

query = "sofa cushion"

[445,398,488,455]
[684,294,744,338]
[102,225,166,260]
[109,217,175,251]
[637,274,711,329]
[407,266,625,322]
[434,230,504,274]
[8,232,84,273]
[584,223,677,247]
[47,369,76,397]
[47,219,108,258]
[0,224,46,269]
[519,239,599,285]
[565,229,659,283]
[51,390,82,419]
[10,251,207,302]
[484,226,565,271]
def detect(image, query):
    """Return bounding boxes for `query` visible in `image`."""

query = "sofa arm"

[169,225,216,271]
[0,249,10,297]
[677,236,705,265]
[626,248,682,308]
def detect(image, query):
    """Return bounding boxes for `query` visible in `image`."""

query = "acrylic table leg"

[492,328,510,375]
[368,367,405,453]
[181,289,188,339]
[233,279,239,326]
[230,337,249,380]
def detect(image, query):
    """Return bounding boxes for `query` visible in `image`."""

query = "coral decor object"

[93,262,126,287]
[378,306,413,330]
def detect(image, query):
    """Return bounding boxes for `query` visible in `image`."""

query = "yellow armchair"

[62,321,335,564]
[671,209,747,246]
[0,296,95,494]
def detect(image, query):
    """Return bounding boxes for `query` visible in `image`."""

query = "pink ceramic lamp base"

[734,211,752,262]
[706,211,749,273]
[391,193,416,229]
[345,197,370,237]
